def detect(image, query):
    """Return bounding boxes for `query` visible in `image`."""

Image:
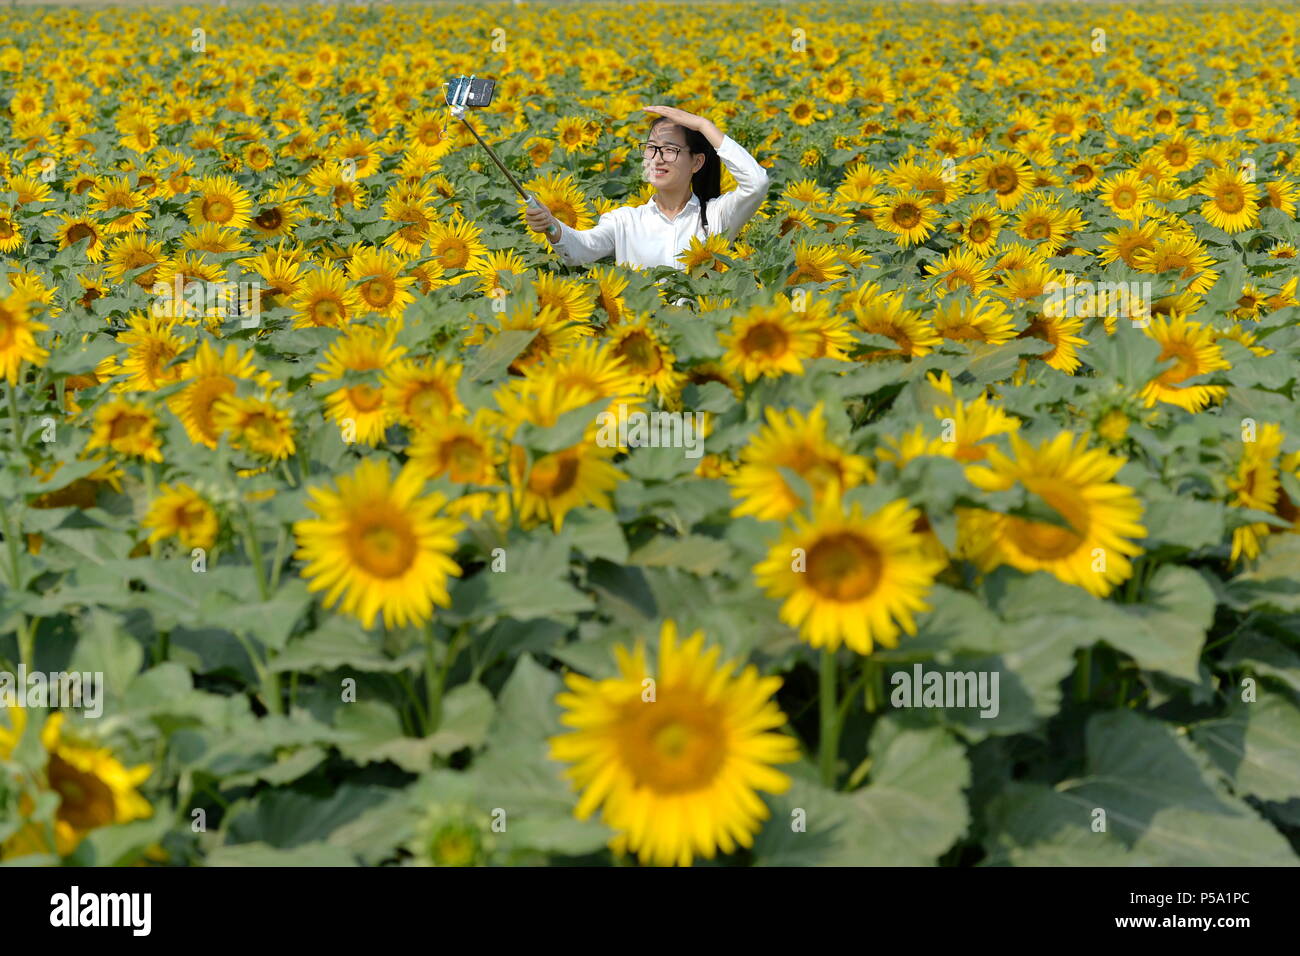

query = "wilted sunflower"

[960,432,1146,597]
[549,620,799,867]
[293,458,463,630]
[754,494,944,654]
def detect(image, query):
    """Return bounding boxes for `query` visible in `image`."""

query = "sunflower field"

[0,0,1299,869]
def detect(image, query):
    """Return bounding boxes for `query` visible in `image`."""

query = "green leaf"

[205,841,358,867]
[755,723,969,865]
[1192,692,1300,803]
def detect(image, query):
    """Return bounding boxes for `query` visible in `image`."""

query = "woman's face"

[645,121,704,193]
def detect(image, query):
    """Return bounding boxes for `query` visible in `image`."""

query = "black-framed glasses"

[640,142,683,163]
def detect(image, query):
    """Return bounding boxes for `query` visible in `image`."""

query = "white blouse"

[548,135,770,271]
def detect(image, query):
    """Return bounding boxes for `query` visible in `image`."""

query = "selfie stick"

[446,75,543,212]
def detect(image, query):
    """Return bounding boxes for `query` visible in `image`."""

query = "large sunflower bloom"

[549,620,799,867]
[293,458,463,630]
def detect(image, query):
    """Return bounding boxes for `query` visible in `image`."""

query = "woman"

[524,105,769,270]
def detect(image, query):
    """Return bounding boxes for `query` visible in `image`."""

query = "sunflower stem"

[241,504,271,601]
[818,649,840,789]
[7,381,22,447]
[1075,645,1092,703]
[143,461,158,559]
[426,623,468,736]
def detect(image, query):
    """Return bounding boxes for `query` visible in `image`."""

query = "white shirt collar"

[649,191,700,223]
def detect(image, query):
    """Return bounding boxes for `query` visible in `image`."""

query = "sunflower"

[729,403,872,521]
[554,116,593,153]
[522,171,595,244]
[1014,198,1075,253]
[54,215,107,262]
[720,297,821,382]
[180,223,251,255]
[1132,235,1219,295]
[473,248,530,299]
[240,247,305,309]
[608,315,682,401]
[406,413,506,522]
[849,281,940,359]
[313,324,407,446]
[292,263,364,329]
[931,296,1017,346]
[1226,423,1284,564]
[508,436,623,532]
[143,483,219,551]
[548,620,799,867]
[755,494,943,654]
[1097,171,1152,221]
[0,204,22,253]
[293,458,463,630]
[185,174,253,230]
[427,215,488,272]
[677,234,733,276]
[347,246,415,318]
[1139,314,1231,412]
[0,709,151,858]
[925,247,994,298]
[929,384,1023,463]
[534,271,596,326]
[85,396,164,462]
[115,311,186,391]
[589,265,630,325]
[0,289,49,384]
[86,176,150,233]
[957,203,1005,255]
[169,341,274,448]
[380,356,465,429]
[960,432,1146,597]
[382,194,435,256]
[1198,167,1260,233]
[103,232,166,289]
[786,240,848,285]
[1018,312,1088,373]
[873,190,939,246]
[248,181,303,239]
[211,393,296,461]
[971,152,1032,208]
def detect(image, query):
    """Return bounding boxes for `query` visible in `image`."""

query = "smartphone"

[445,76,496,109]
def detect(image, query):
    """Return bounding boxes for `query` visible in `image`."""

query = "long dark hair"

[650,118,721,236]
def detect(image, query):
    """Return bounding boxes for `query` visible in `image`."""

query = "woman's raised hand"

[642,104,705,130]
